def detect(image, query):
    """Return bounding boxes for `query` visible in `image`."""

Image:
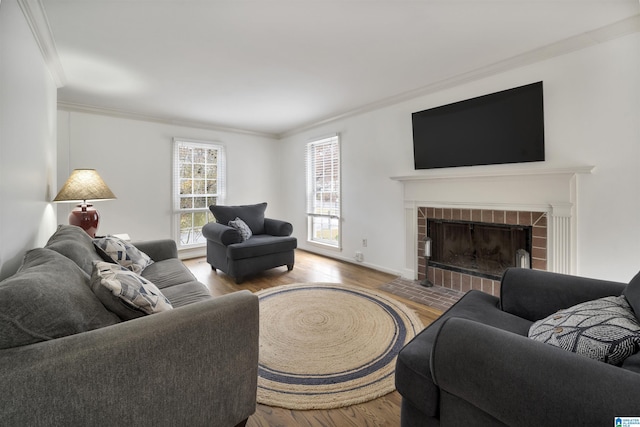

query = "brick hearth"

[417,207,548,297]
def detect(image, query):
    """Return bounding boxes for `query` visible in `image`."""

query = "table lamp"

[53,169,116,237]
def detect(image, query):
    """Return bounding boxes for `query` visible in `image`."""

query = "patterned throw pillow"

[91,261,172,320]
[228,217,253,241]
[93,236,153,274]
[528,295,640,365]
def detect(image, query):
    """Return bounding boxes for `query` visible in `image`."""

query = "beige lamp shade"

[53,169,116,202]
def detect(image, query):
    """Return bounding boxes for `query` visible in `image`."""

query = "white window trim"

[305,134,342,250]
[172,138,226,250]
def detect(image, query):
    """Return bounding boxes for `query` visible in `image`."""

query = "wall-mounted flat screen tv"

[412,81,545,170]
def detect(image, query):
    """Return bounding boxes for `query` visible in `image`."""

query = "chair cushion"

[0,248,119,349]
[90,261,173,320]
[528,295,640,365]
[226,235,297,260]
[210,202,267,235]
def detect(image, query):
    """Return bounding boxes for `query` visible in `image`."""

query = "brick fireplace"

[391,164,594,295]
[417,207,547,297]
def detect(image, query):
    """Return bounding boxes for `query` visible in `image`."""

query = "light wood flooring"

[183,249,443,427]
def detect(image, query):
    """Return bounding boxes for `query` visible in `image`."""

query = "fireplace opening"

[427,219,532,280]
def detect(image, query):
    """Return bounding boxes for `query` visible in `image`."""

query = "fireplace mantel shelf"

[391,164,595,182]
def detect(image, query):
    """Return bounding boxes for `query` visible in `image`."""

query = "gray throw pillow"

[0,248,120,350]
[93,236,154,274]
[209,202,267,234]
[528,295,640,365]
[90,261,173,320]
[228,217,252,241]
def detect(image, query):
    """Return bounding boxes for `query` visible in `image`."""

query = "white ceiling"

[41,0,639,137]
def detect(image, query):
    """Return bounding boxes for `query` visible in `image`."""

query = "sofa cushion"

[90,262,172,320]
[228,217,252,241]
[0,248,119,350]
[140,258,199,290]
[226,235,297,260]
[623,270,640,321]
[210,202,267,235]
[159,281,212,308]
[528,295,640,365]
[45,224,104,276]
[93,236,154,274]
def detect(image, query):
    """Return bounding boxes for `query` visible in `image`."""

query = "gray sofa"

[0,225,259,427]
[396,267,640,427]
[202,202,297,283]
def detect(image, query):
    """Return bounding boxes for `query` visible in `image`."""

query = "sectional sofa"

[0,225,258,427]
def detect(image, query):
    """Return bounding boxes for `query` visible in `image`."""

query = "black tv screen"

[412,81,545,170]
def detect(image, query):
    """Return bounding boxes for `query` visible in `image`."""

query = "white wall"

[56,111,282,248]
[280,33,640,283]
[0,0,58,280]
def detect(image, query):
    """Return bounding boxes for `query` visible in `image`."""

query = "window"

[306,135,341,248]
[173,139,225,249]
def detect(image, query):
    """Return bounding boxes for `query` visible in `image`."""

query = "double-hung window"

[305,135,341,249]
[173,138,226,249]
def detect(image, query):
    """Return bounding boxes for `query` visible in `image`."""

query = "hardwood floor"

[183,250,442,427]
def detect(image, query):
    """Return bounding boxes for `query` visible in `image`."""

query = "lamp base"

[68,204,100,238]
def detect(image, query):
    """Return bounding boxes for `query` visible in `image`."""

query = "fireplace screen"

[427,220,531,279]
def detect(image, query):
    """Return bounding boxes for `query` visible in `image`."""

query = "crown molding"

[280,14,640,139]
[57,101,278,139]
[17,0,66,88]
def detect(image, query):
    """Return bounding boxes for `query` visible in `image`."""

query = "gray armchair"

[396,268,640,427]
[202,203,297,283]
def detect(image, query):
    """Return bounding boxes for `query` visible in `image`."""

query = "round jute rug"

[255,282,424,410]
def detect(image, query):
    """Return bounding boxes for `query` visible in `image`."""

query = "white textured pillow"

[528,295,640,365]
[91,261,172,320]
[93,236,153,274]
[228,217,252,241]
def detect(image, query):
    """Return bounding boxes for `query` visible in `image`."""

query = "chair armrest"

[500,268,625,321]
[264,218,293,236]
[202,222,242,245]
[431,317,640,427]
[0,291,259,426]
[132,239,178,261]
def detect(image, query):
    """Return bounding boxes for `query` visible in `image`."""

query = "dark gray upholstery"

[0,225,259,426]
[396,267,640,427]
[203,204,297,283]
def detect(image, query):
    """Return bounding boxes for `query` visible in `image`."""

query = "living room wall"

[279,32,640,283]
[0,0,59,280]
[56,111,283,253]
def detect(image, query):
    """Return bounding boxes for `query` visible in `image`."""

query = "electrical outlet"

[355,251,364,262]
[362,238,367,247]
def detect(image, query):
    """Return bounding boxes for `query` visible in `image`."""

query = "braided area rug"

[255,283,424,410]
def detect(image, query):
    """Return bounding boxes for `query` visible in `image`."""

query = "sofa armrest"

[202,222,242,246]
[500,268,625,321]
[0,290,259,426]
[132,239,178,261]
[431,317,640,427]
[264,218,293,236]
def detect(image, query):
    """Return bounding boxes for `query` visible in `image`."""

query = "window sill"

[306,240,342,252]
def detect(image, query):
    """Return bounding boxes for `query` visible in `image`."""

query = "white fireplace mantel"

[391,163,595,280]
[391,164,595,182]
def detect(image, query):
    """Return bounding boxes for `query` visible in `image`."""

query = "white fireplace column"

[548,202,574,275]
